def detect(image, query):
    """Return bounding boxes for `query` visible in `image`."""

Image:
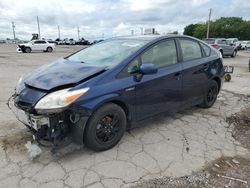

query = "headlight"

[16,76,25,94]
[35,87,89,112]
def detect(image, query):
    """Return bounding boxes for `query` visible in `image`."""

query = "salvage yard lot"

[0,44,250,188]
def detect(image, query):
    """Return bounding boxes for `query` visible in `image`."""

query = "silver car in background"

[203,38,237,58]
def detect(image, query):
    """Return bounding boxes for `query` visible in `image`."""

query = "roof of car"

[109,34,191,41]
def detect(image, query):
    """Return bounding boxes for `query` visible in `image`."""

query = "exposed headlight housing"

[16,75,25,94]
[35,87,89,114]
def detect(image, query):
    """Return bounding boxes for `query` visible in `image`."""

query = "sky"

[0,0,250,41]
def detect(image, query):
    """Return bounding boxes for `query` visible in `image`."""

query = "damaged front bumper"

[8,96,90,151]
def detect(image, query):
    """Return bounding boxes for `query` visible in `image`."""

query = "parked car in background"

[17,40,55,53]
[241,41,250,50]
[203,38,237,57]
[69,38,76,45]
[227,38,238,45]
[91,39,104,45]
[235,41,242,50]
[47,40,58,45]
[76,38,90,45]
[10,35,224,151]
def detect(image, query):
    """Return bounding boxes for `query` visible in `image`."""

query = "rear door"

[33,40,43,51]
[178,38,208,107]
[134,39,182,120]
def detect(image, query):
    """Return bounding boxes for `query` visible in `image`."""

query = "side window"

[141,40,177,68]
[118,58,140,78]
[40,41,46,44]
[34,41,40,44]
[200,42,211,57]
[180,39,202,61]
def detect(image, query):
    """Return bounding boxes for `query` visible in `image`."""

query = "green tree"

[183,17,250,40]
[183,24,199,36]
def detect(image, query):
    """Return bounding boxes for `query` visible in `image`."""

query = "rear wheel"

[25,47,31,53]
[84,103,126,151]
[47,47,53,52]
[199,80,218,108]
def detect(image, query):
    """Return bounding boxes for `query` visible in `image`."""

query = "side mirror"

[139,63,158,75]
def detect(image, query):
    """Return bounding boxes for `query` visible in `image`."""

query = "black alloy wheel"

[95,114,120,144]
[84,103,126,151]
[199,80,218,108]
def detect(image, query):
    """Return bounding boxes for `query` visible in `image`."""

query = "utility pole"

[206,8,212,39]
[37,16,41,39]
[77,26,80,40]
[131,29,134,36]
[12,22,16,40]
[58,25,60,39]
[140,27,143,35]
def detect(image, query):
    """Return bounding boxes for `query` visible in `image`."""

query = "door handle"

[125,87,135,92]
[174,72,182,80]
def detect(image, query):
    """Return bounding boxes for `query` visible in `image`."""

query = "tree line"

[183,17,250,40]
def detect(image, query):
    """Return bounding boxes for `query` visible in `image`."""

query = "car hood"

[18,42,31,46]
[24,59,107,91]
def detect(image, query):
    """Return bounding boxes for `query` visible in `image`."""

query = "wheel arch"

[212,76,221,91]
[94,99,130,123]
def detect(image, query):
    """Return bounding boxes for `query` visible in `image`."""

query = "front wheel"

[25,47,31,53]
[84,103,126,151]
[199,80,218,108]
[47,47,53,52]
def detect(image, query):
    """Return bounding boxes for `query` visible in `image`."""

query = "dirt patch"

[226,107,250,150]
[0,130,32,151]
[132,156,250,188]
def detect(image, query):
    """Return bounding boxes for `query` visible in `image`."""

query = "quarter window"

[180,39,202,61]
[200,42,211,57]
[141,40,177,68]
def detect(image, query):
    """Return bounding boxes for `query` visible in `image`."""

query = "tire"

[249,59,250,72]
[84,103,126,151]
[231,50,237,57]
[47,47,53,52]
[25,47,31,53]
[224,74,231,82]
[199,80,219,108]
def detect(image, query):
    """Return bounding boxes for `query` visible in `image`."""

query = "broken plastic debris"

[214,164,220,168]
[232,159,240,165]
[25,141,42,160]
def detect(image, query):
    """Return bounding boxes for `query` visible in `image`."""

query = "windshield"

[67,39,147,67]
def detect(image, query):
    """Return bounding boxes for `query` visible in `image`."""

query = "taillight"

[211,43,218,48]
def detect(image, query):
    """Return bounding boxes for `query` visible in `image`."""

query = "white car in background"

[17,40,55,53]
[241,41,250,50]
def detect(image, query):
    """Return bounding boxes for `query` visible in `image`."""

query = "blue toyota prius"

[10,35,224,151]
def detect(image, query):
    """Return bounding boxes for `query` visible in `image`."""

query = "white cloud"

[0,0,249,40]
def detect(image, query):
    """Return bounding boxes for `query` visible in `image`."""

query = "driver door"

[134,39,182,121]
